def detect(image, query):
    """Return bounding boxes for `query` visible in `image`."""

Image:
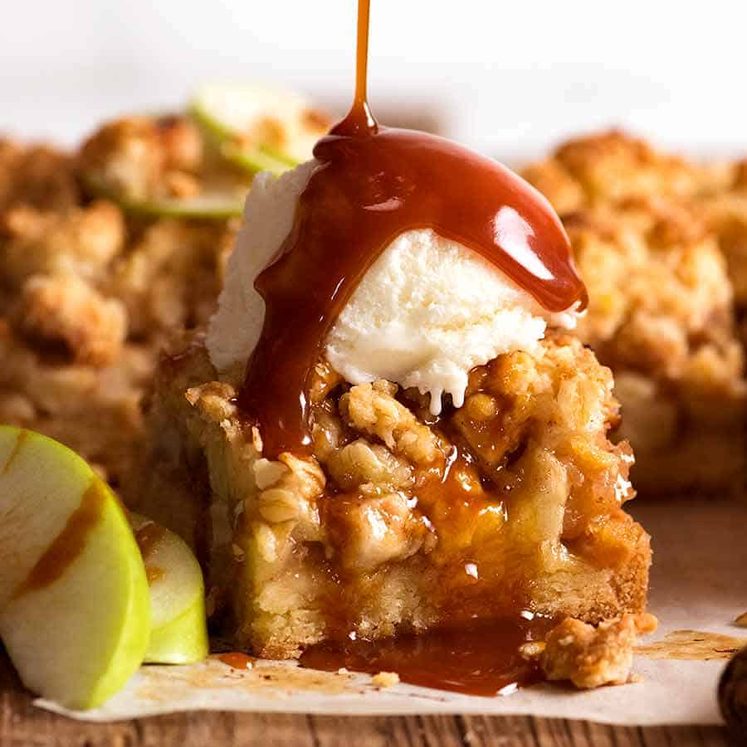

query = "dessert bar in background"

[523,131,747,495]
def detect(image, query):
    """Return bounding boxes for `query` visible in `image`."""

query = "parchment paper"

[37,498,747,726]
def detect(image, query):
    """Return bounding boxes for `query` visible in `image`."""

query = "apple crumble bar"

[0,120,239,484]
[522,132,747,495]
[137,332,650,658]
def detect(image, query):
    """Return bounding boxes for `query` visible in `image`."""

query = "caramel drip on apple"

[12,479,105,598]
[239,0,586,457]
[134,520,168,585]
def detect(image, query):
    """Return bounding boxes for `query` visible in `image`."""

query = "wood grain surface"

[0,652,733,747]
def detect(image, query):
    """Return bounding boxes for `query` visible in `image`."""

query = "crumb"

[336,667,350,675]
[521,613,658,689]
[371,671,400,688]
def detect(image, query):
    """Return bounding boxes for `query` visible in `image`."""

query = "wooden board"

[0,652,730,746]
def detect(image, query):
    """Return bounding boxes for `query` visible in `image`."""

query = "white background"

[1,0,745,160]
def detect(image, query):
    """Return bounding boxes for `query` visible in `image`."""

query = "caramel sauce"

[134,520,168,584]
[239,0,586,457]
[300,616,552,696]
[219,652,256,670]
[134,521,166,560]
[145,565,165,585]
[12,479,105,598]
[1,429,28,475]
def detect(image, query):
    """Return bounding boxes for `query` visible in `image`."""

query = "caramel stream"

[239,0,585,457]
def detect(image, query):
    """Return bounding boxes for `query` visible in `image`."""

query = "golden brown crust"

[0,201,124,289]
[703,192,747,307]
[77,116,204,203]
[111,218,233,340]
[15,274,127,365]
[565,200,744,397]
[0,139,80,212]
[522,130,729,211]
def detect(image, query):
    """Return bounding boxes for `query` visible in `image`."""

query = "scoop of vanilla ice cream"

[207,161,579,413]
[207,160,317,375]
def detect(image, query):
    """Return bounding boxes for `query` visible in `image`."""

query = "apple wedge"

[0,426,150,710]
[190,83,330,175]
[129,513,208,665]
[80,176,244,220]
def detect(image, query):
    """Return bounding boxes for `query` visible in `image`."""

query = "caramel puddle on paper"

[134,656,364,704]
[637,629,747,661]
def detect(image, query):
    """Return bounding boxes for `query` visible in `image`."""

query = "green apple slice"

[221,144,295,177]
[190,82,330,175]
[81,175,244,220]
[129,513,208,665]
[121,193,244,220]
[0,426,150,710]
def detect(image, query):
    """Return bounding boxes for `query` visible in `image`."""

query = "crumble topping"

[564,199,742,394]
[1,120,746,501]
[339,380,441,466]
[0,139,80,212]
[78,116,204,203]
[0,201,124,287]
[522,130,728,211]
[16,273,127,366]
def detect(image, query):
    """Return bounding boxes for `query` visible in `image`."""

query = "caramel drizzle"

[134,520,168,585]
[1,429,28,475]
[12,479,105,599]
[239,0,586,457]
